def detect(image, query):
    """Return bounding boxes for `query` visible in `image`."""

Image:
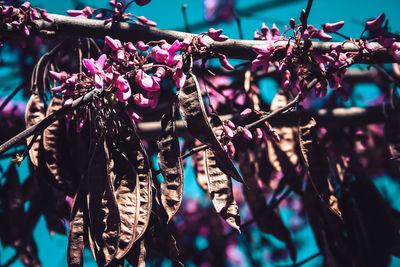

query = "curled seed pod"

[25,94,45,167]
[157,102,184,222]
[178,71,242,183]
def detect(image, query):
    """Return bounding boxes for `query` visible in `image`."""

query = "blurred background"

[0,0,400,266]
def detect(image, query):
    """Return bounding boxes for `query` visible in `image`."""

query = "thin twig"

[0,82,25,113]
[274,251,321,267]
[181,4,191,33]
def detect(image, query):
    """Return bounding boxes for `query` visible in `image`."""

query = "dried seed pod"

[178,71,243,183]
[157,102,184,222]
[43,96,79,195]
[67,194,85,267]
[25,94,45,167]
[204,148,241,231]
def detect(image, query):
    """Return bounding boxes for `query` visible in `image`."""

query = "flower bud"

[366,13,385,31]
[322,21,344,33]
[240,108,252,117]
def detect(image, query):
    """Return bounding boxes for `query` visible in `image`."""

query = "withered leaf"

[204,148,240,231]
[178,72,243,183]
[157,102,184,222]
[43,96,79,196]
[25,94,45,167]
[87,139,121,266]
[298,111,341,218]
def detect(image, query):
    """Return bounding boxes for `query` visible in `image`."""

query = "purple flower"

[152,46,168,62]
[49,70,68,82]
[208,28,229,42]
[136,41,149,52]
[316,30,332,41]
[242,128,253,140]
[133,92,159,108]
[20,2,31,12]
[126,42,137,53]
[322,21,344,33]
[136,16,157,27]
[366,13,385,31]
[67,6,93,19]
[240,108,252,117]
[224,126,234,139]
[219,55,234,70]
[105,36,122,51]
[135,70,160,92]
[40,9,53,22]
[83,54,107,88]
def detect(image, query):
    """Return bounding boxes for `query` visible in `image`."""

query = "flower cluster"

[48,31,232,129]
[67,0,155,26]
[0,1,52,37]
[251,13,399,100]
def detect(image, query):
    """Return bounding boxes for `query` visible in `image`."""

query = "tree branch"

[0,88,103,155]
[138,104,393,139]
[0,13,397,62]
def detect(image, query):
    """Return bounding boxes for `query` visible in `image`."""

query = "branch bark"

[0,13,397,62]
[137,104,393,139]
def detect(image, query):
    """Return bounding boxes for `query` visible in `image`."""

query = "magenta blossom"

[115,76,132,102]
[67,6,93,19]
[366,13,385,31]
[135,70,160,92]
[83,54,107,88]
[322,21,344,33]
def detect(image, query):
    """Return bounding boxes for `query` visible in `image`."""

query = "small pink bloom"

[136,41,149,52]
[208,28,223,39]
[20,2,31,11]
[224,126,234,139]
[322,21,344,33]
[96,11,106,19]
[169,40,182,53]
[152,46,168,62]
[242,128,253,140]
[49,70,68,82]
[219,55,234,70]
[136,16,157,27]
[116,88,131,102]
[51,83,66,92]
[64,98,74,106]
[116,50,125,62]
[240,108,252,117]
[256,128,263,143]
[316,30,332,41]
[154,67,166,79]
[40,9,53,22]
[366,13,385,31]
[226,120,235,129]
[198,36,209,47]
[31,9,40,20]
[135,70,160,92]
[126,42,137,53]
[133,93,158,108]
[23,25,30,36]
[172,69,186,89]
[227,142,235,160]
[105,36,122,51]
[83,54,107,88]
[213,35,229,42]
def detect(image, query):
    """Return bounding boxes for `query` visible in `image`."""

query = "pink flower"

[152,46,168,62]
[67,6,93,19]
[49,70,68,82]
[322,21,344,33]
[242,128,253,140]
[133,93,159,108]
[135,70,160,92]
[136,16,157,27]
[208,28,228,41]
[40,9,53,22]
[83,54,107,88]
[224,126,234,139]
[316,30,332,41]
[126,42,136,53]
[136,41,149,52]
[105,36,122,51]
[366,13,385,31]
[219,54,234,70]
[240,108,252,117]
